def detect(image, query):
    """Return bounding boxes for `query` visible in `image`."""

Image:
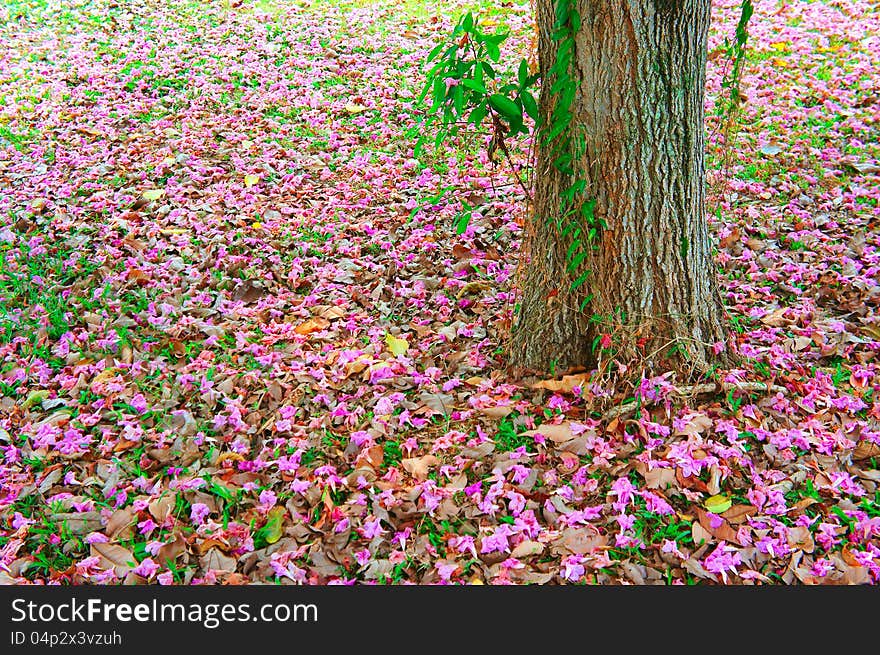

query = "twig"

[601,381,787,422]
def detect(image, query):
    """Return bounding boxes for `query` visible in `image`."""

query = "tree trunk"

[511,0,729,378]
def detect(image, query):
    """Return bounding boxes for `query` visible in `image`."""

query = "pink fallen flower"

[190,503,210,526]
[435,561,458,581]
[133,558,159,579]
[702,543,741,584]
[561,555,586,582]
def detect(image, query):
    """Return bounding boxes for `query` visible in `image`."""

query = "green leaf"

[488,93,521,122]
[553,152,572,171]
[417,80,432,104]
[521,90,538,121]
[555,0,570,26]
[453,84,465,116]
[467,100,488,126]
[560,84,576,112]
[566,251,586,272]
[566,179,586,197]
[210,482,233,502]
[22,390,50,410]
[705,494,732,514]
[462,12,473,32]
[581,198,596,216]
[426,43,445,62]
[462,78,486,94]
[553,39,572,66]
[431,76,445,110]
[385,333,409,356]
[509,116,525,136]
[549,75,570,96]
[425,58,446,79]
[544,112,572,143]
[263,506,286,544]
[570,268,591,292]
[565,230,582,258]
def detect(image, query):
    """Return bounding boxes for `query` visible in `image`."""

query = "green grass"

[0,229,99,346]
[382,439,403,468]
[0,124,40,152]
[494,415,534,453]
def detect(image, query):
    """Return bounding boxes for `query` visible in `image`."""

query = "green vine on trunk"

[541,0,600,309]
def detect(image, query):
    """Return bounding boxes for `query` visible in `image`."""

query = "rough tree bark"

[511,0,730,377]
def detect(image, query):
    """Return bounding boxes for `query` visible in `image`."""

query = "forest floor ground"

[0,0,878,584]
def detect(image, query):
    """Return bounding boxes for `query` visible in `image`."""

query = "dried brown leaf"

[148,495,176,523]
[200,548,238,573]
[232,279,267,304]
[721,504,758,525]
[643,466,677,490]
[477,405,514,419]
[90,543,136,577]
[156,533,187,565]
[555,528,607,555]
[511,540,545,559]
[854,440,880,461]
[402,455,439,481]
[694,507,741,546]
[295,317,330,335]
[105,508,136,540]
[532,373,591,394]
[526,422,574,443]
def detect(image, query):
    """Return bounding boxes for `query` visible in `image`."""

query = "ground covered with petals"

[0,0,878,584]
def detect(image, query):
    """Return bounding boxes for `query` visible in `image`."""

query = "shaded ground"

[0,0,878,584]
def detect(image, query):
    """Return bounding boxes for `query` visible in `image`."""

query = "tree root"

[601,381,787,422]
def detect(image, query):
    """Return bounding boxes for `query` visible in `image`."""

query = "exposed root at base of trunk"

[600,380,787,421]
